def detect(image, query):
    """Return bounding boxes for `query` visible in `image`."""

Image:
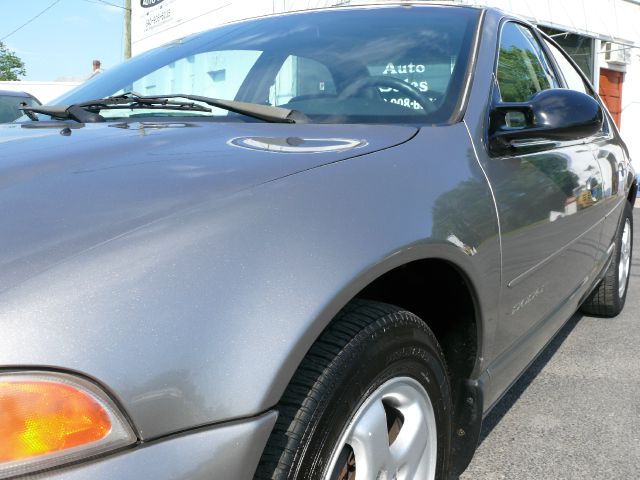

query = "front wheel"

[255,300,452,480]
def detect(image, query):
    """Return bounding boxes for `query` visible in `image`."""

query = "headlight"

[0,371,136,478]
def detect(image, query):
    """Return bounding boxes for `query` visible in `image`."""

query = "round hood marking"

[228,136,368,154]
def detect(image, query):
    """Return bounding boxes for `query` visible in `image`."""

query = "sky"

[0,0,127,81]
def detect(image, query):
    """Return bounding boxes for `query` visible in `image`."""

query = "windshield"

[55,6,479,124]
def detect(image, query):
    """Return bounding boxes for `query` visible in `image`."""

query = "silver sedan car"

[1,3,634,479]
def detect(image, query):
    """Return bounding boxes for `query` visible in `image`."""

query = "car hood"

[0,120,416,292]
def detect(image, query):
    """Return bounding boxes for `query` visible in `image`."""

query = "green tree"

[0,42,26,81]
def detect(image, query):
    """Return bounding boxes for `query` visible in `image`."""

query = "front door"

[481,22,605,379]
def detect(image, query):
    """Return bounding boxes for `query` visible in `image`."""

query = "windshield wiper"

[21,92,309,124]
[115,93,309,123]
[21,95,211,123]
[20,104,106,123]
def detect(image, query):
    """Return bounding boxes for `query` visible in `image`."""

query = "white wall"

[0,81,81,103]
[458,0,640,44]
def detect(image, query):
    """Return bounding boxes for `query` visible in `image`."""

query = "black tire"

[255,300,452,480]
[580,201,633,317]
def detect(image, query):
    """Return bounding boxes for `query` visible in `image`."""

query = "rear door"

[543,38,629,263]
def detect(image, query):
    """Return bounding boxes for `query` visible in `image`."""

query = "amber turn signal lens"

[0,380,112,462]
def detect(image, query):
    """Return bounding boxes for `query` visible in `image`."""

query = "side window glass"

[543,40,588,95]
[497,23,559,102]
[269,56,336,106]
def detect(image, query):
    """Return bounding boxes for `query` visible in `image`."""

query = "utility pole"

[124,0,132,59]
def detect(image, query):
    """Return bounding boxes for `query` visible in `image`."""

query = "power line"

[1,0,61,42]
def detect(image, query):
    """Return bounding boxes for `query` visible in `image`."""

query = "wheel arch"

[355,258,482,394]
[275,246,488,401]
[267,245,491,477]
[350,255,487,477]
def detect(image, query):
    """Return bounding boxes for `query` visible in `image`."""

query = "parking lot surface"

[460,208,640,480]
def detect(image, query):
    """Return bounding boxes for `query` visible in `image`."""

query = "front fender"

[0,124,500,440]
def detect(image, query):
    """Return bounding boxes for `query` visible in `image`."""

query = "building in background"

[131,0,640,169]
[131,0,345,55]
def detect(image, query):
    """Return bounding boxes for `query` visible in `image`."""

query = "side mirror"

[489,88,604,155]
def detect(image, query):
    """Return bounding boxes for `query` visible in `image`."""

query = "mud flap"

[449,379,483,479]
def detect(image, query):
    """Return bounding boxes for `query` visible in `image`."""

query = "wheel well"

[356,259,479,400]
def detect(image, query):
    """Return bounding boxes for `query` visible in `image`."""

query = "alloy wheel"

[324,377,437,480]
[619,218,632,298]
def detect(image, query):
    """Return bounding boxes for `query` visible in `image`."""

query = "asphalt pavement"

[460,207,640,480]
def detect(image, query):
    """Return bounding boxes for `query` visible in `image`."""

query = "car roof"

[346,2,530,24]
[196,1,487,34]
[284,1,485,15]
[344,1,481,8]
[337,2,513,18]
